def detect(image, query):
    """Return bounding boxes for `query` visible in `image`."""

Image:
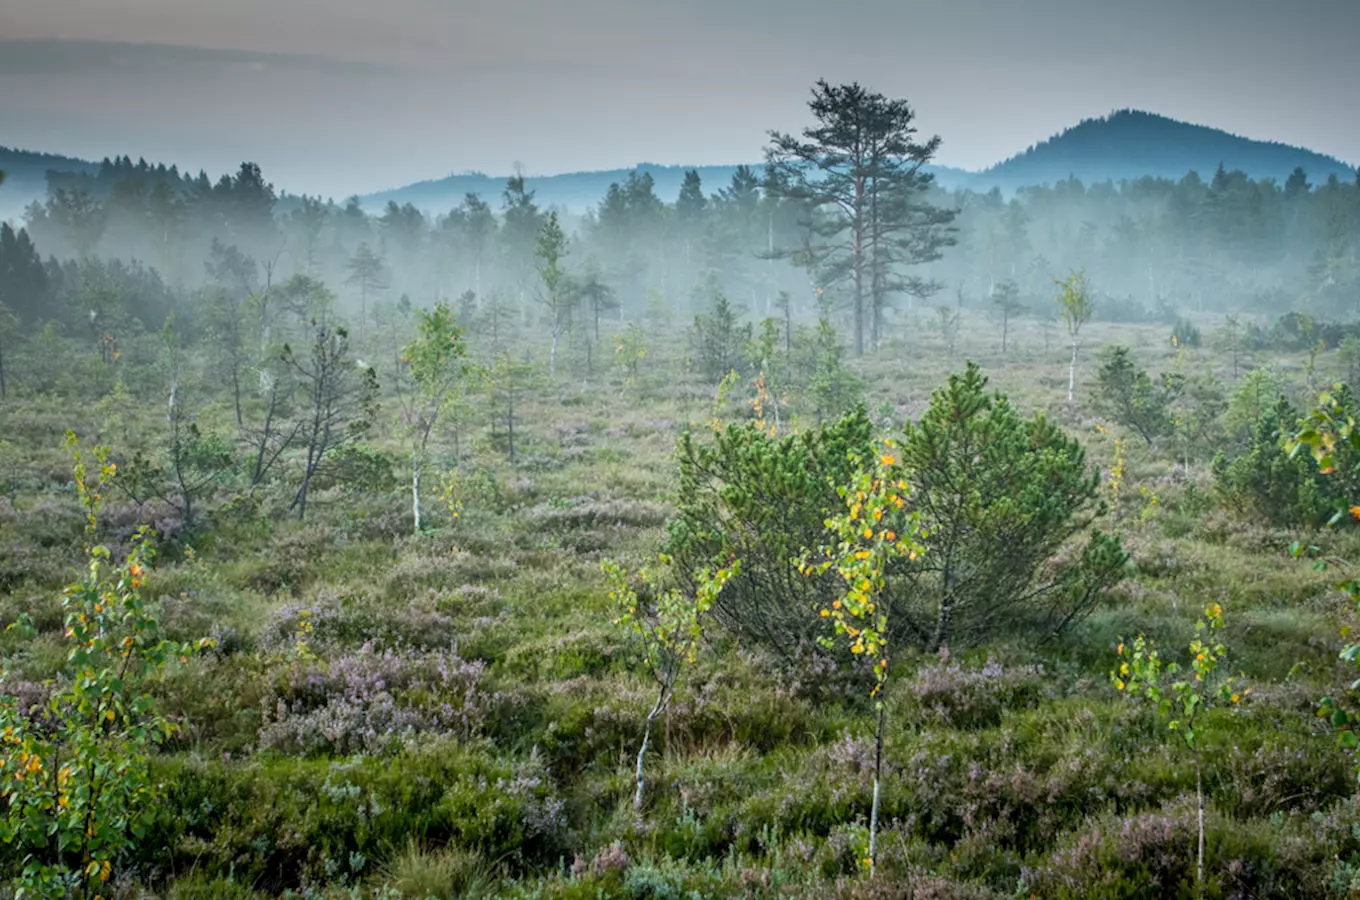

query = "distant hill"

[362,162,977,216]
[976,109,1357,189]
[5,109,1357,223]
[363,164,742,216]
[366,110,1358,214]
[0,146,99,217]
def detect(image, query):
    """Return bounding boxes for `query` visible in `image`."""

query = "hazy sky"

[2,0,1356,198]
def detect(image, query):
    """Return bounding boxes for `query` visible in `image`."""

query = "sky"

[2,0,1357,198]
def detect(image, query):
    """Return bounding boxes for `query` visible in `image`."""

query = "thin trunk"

[1068,337,1079,409]
[934,568,954,652]
[174,453,192,525]
[294,419,326,521]
[550,329,558,377]
[231,355,244,429]
[249,380,279,497]
[931,532,959,651]
[635,685,668,810]
[853,184,865,357]
[0,333,7,399]
[869,703,885,877]
[766,213,775,317]
[296,453,314,521]
[412,451,422,533]
[1195,750,1205,895]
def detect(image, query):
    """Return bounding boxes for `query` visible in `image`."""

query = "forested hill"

[364,164,742,216]
[979,109,1357,188]
[361,162,973,216]
[365,110,1357,213]
[5,110,1356,219]
[0,146,99,217]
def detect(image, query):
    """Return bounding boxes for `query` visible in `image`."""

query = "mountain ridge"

[0,146,100,215]
[3,109,1355,219]
[363,109,1357,212]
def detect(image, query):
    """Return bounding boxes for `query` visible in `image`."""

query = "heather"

[4,84,1360,899]
[5,306,1360,898]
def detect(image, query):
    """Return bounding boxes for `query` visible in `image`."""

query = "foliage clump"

[1213,395,1346,527]
[895,362,1126,650]
[668,363,1124,658]
[1,437,212,897]
[665,405,874,660]
[1092,344,1183,446]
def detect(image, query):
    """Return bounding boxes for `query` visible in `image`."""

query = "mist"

[4,142,1358,354]
[5,20,1360,897]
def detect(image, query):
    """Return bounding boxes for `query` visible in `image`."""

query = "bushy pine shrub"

[666,364,1127,658]
[1171,317,1203,348]
[1212,396,1344,527]
[664,405,874,660]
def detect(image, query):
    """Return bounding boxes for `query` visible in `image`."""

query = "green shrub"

[667,364,1127,658]
[1171,317,1203,348]
[1212,397,1342,527]
[374,840,496,898]
[168,874,264,900]
[1021,802,1351,899]
[896,363,1126,650]
[1092,344,1182,446]
[149,742,570,892]
[664,405,874,660]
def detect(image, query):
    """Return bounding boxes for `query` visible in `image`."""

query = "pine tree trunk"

[231,358,244,429]
[853,245,865,357]
[933,548,956,651]
[296,465,313,521]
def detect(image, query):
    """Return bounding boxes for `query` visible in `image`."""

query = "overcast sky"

[2,0,1356,198]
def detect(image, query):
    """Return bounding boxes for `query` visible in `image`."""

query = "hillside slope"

[361,161,976,215]
[0,146,98,216]
[978,109,1356,188]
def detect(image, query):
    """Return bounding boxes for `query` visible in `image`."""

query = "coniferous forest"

[3,77,1360,899]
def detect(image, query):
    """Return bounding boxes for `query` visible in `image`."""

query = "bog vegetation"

[2,82,1360,898]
